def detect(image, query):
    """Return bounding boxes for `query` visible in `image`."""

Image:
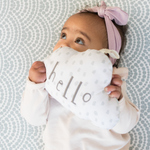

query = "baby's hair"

[77,9,128,68]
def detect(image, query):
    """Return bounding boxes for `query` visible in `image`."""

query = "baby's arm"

[108,76,140,134]
[20,61,50,126]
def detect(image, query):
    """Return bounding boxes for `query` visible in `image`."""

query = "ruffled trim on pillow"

[100,49,120,59]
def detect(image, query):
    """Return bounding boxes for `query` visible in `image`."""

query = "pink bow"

[80,1,128,65]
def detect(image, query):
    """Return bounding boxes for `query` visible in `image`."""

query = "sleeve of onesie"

[111,67,140,134]
[20,78,50,126]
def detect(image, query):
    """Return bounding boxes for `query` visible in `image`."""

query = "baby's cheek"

[73,45,89,52]
[53,44,59,51]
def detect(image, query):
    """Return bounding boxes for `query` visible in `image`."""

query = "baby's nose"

[60,42,70,48]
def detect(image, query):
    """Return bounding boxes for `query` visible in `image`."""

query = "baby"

[20,1,140,150]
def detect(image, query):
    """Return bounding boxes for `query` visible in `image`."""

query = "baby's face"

[53,13,108,52]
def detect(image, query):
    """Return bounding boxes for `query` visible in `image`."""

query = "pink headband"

[79,1,128,65]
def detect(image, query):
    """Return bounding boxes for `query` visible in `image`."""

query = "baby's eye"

[60,33,66,39]
[75,38,84,45]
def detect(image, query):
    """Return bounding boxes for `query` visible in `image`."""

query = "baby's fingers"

[105,85,121,93]
[105,85,122,100]
[109,91,121,100]
[111,74,122,86]
[37,66,46,73]
[33,61,45,69]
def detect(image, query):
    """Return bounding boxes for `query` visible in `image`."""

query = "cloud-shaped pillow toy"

[44,47,120,129]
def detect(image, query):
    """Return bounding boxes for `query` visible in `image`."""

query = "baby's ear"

[100,49,120,59]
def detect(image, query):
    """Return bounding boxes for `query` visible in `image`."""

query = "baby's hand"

[105,74,123,101]
[29,61,46,83]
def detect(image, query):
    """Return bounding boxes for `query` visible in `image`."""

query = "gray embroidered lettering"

[56,80,63,91]
[71,82,82,105]
[83,93,91,102]
[48,62,59,82]
[63,76,73,99]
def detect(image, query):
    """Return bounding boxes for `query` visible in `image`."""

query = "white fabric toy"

[44,46,120,129]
